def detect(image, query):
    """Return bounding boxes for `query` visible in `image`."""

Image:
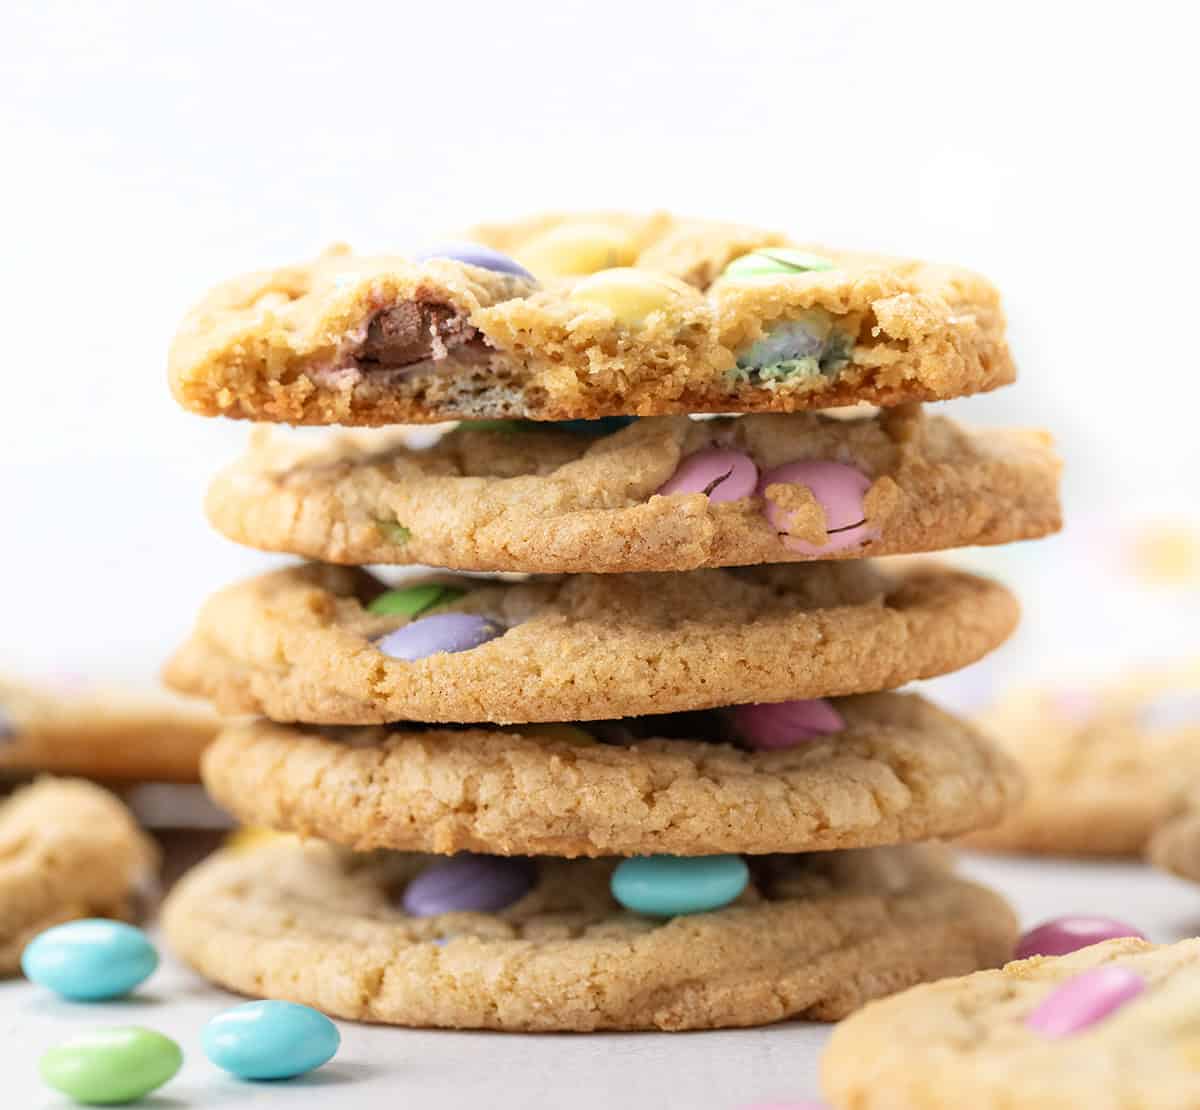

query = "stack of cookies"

[160,212,1061,1031]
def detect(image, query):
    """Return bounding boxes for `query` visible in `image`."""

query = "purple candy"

[730,699,845,750]
[0,704,14,743]
[1015,916,1146,961]
[402,855,536,917]
[413,242,534,281]
[657,448,759,503]
[1025,967,1145,1038]
[376,613,504,661]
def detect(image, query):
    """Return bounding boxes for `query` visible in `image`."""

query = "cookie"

[163,560,1018,724]
[206,406,1061,574]
[822,937,1200,1109]
[200,691,1024,857]
[0,676,218,784]
[963,665,1200,856]
[161,839,1015,1031]
[0,778,158,973]
[1148,784,1200,882]
[168,212,1014,426]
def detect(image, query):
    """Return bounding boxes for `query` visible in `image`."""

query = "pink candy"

[731,699,846,750]
[1015,916,1146,961]
[657,448,759,503]
[1025,967,1145,1038]
[757,460,875,554]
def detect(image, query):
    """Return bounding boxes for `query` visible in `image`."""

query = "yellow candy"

[224,827,294,855]
[518,223,640,278]
[517,723,595,745]
[567,267,692,327]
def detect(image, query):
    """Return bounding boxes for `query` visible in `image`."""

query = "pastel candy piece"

[376,521,411,544]
[412,241,533,280]
[567,267,692,327]
[203,1000,340,1080]
[1026,967,1145,1038]
[22,920,158,1001]
[611,854,749,917]
[1015,916,1146,960]
[730,698,846,750]
[556,416,639,436]
[224,826,290,854]
[518,223,640,277]
[738,309,834,368]
[723,247,835,278]
[376,612,504,661]
[367,583,465,618]
[466,419,527,433]
[657,448,759,503]
[0,703,14,741]
[40,1026,182,1105]
[403,854,536,917]
[758,459,875,554]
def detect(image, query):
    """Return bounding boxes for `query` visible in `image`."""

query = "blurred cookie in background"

[1149,784,1200,884]
[0,675,217,783]
[0,778,159,972]
[962,664,1200,857]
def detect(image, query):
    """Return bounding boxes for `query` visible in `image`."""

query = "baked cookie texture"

[163,561,1019,724]
[822,937,1200,1109]
[206,406,1061,573]
[168,212,1014,425]
[161,839,1016,1031]
[963,665,1200,857]
[200,692,1024,858]
[0,779,158,973]
[0,676,218,783]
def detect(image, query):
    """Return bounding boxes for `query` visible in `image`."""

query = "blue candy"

[610,855,749,917]
[413,242,534,281]
[21,919,158,1001]
[203,1000,340,1081]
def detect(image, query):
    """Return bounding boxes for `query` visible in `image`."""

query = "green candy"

[40,1026,182,1105]
[376,521,412,544]
[722,247,835,279]
[367,583,465,618]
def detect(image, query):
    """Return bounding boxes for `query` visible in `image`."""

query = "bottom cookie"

[162,839,1015,1032]
[822,937,1200,1109]
[0,778,159,973]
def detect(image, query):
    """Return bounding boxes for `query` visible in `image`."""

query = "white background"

[2,0,1197,680]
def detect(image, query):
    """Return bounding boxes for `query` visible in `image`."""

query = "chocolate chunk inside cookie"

[359,299,485,371]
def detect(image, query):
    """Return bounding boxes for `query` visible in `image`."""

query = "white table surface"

[6,852,1198,1109]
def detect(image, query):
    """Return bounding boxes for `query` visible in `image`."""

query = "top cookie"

[168,212,1014,425]
[822,937,1200,1109]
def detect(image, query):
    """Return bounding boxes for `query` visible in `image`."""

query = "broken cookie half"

[168,213,1015,426]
